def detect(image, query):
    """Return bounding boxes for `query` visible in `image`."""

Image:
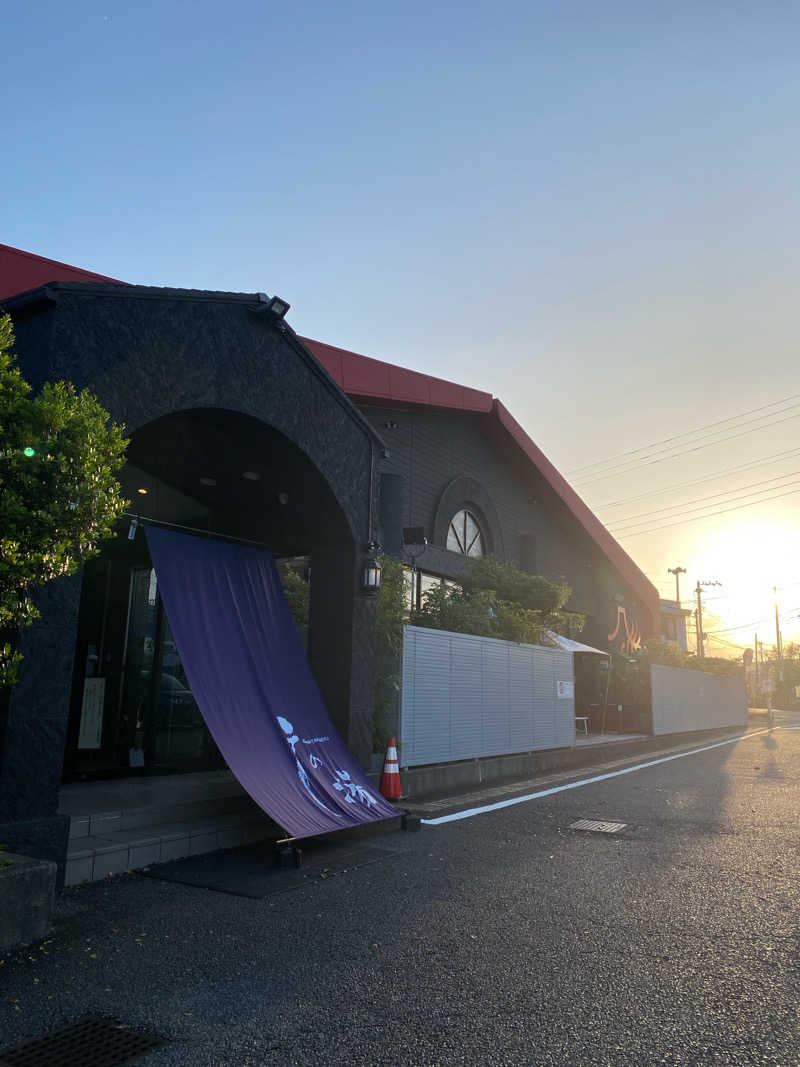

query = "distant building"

[659,599,692,652]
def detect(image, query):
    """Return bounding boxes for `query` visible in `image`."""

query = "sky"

[4,0,799,651]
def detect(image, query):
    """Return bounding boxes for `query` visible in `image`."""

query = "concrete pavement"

[1,723,798,1065]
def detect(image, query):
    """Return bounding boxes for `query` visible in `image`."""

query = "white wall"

[650,664,747,735]
[400,625,575,767]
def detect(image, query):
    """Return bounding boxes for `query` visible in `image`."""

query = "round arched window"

[447,509,484,557]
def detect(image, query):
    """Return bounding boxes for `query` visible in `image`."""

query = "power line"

[571,409,800,489]
[594,445,800,511]
[707,619,771,634]
[565,391,800,476]
[705,605,800,636]
[608,470,800,530]
[614,484,800,538]
[705,634,747,651]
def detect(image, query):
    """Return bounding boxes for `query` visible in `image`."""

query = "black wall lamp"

[363,540,382,594]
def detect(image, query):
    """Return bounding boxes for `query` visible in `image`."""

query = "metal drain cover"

[0,1017,165,1067]
[569,819,628,834]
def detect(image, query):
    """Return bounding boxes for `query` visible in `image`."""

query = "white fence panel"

[650,664,747,735]
[400,625,575,767]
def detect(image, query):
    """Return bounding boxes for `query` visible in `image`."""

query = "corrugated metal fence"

[400,625,575,767]
[650,664,747,735]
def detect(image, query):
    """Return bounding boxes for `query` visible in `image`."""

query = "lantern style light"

[362,545,382,593]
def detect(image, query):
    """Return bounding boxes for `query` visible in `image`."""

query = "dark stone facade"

[1,283,384,867]
[360,403,652,647]
[0,575,82,823]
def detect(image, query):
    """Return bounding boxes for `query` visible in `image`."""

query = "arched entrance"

[64,407,361,780]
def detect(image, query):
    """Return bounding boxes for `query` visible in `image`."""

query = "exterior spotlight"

[137,487,148,495]
[402,527,427,546]
[257,293,291,319]
[362,554,382,594]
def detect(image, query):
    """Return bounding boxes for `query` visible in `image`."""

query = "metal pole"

[774,586,783,660]
[695,582,704,659]
[668,566,686,607]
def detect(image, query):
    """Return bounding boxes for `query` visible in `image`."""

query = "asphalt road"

[1,722,799,1066]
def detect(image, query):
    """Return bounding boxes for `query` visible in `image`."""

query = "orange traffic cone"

[380,737,403,799]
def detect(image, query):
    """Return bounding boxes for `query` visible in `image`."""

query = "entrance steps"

[60,772,279,887]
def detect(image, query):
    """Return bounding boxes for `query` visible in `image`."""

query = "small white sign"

[557,680,575,700]
[78,678,105,749]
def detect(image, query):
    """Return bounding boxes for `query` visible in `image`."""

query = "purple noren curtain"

[145,527,397,838]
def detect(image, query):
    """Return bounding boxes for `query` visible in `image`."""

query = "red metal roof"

[303,337,493,412]
[493,400,660,629]
[0,243,122,301]
[0,244,658,629]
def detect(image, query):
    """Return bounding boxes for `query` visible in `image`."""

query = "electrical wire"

[594,445,800,511]
[565,391,800,477]
[612,479,800,536]
[613,484,800,538]
[608,471,800,531]
[705,605,800,635]
[571,409,800,488]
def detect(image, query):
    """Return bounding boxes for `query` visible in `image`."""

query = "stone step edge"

[67,793,258,840]
[64,815,278,887]
[67,807,275,857]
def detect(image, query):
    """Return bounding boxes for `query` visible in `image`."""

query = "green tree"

[277,560,310,646]
[373,554,407,752]
[0,313,128,686]
[412,555,584,645]
[643,638,742,678]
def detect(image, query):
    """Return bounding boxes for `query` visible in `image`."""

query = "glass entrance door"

[65,558,223,780]
[121,567,222,773]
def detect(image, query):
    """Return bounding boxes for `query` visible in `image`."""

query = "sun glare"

[694,519,800,644]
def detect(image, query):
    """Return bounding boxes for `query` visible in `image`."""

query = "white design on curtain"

[278,716,380,812]
[333,769,378,808]
[278,716,340,817]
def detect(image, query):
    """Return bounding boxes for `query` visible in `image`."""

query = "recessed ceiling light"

[199,477,217,486]
[137,487,148,495]
[242,471,260,481]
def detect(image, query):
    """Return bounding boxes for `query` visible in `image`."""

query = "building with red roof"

[0,243,659,878]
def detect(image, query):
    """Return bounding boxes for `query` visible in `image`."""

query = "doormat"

[0,1017,165,1067]
[142,838,392,898]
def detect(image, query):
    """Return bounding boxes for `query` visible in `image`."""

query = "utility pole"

[773,586,783,660]
[668,566,687,606]
[754,632,759,695]
[694,580,721,660]
[773,586,784,706]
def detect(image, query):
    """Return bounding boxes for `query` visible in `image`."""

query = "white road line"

[422,727,774,826]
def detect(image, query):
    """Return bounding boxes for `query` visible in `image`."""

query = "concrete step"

[67,792,257,841]
[65,807,279,887]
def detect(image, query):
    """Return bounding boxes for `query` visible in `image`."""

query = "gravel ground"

[1,724,798,1066]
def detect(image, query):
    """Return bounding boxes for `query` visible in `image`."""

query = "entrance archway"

[64,407,362,781]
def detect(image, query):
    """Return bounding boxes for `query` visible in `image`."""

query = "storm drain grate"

[569,819,628,834]
[0,1017,166,1067]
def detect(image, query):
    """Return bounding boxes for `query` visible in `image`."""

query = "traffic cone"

[380,737,403,799]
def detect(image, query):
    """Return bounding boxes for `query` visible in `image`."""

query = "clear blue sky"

[6,1,800,644]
